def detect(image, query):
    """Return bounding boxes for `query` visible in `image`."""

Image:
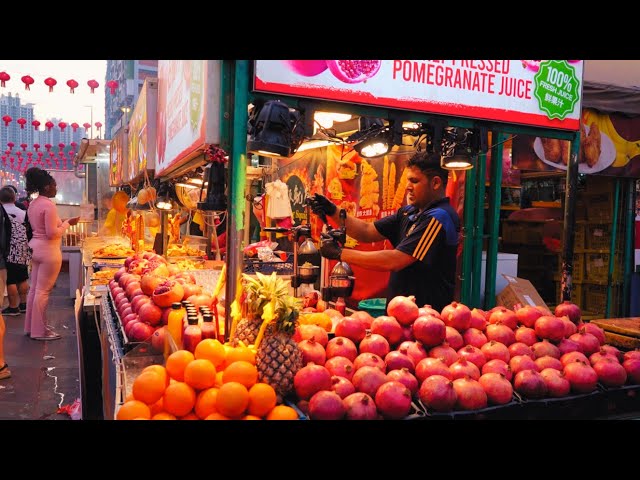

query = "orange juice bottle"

[165,302,185,358]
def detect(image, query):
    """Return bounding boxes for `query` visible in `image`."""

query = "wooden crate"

[590,317,640,350]
[555,253,584,283]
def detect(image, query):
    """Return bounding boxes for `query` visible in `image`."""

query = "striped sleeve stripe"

[418,223,442,261]
[412,217,436,258]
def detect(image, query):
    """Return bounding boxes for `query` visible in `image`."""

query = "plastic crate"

[358,297,387,318]
[243,253,294,275]
[585,224,611,250]
[584,253,621,283]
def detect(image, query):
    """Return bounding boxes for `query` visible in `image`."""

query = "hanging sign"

[126,77,158,183]
[254,60,583,131]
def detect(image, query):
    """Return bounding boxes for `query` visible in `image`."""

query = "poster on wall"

[255,60,583,131]
[512,108,640,177]
[126,78,157,183]
[109,128,127,187]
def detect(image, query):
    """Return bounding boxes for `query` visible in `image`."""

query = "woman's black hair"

[25,167,55,195]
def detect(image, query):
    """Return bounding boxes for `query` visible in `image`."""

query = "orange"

[266,405,299,420]
[222,360,258,388]
[162,381,197,417]
[124,392,134,402]
[242,414,262,420]
[151,412,176,420]
[205,412,231,420]
[132,371,167,405]
[183,359,217,391]
[195,387,219,419]
[142,365,170,387]
[117,400,151,420]
[216,381,249,418]
[194,339,226,368]
[225,346,256,367]
[179,412,200,420]
[215,371,224,387]
[166,350,195,382]
[149,397,165,416]
[247,383,277,417]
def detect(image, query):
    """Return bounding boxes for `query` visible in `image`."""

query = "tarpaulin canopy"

[583,61,640,116]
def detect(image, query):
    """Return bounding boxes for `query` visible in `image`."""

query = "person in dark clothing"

[0,201,12,379]
[310,151,461,313]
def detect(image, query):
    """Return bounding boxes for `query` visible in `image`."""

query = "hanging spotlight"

[155,182,174,210]
[350,118,403,159]
[440,127,478,170]
[247,100,304,158]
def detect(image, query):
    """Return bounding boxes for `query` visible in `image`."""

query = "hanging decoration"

[2,115,12,127]
[45,143,52,152]
[58,121,67,132]
[21,75,34,90]
[106,80,119,95]
[44,77,57,92]
[33,143,40,152]
[95,122,102,136]
[0,72,9,88]
[45,121,54,131]
[87,79,99,93]
[32,120,40,131]
[7,142,14,150]
[66,79,79,93]
[20,143,27,151]
[17,118,26,129]
[71,122,79,132]
[27,152,32,159]
[70,141,77,150]
[58,143,65,151]
[83,122,91,131]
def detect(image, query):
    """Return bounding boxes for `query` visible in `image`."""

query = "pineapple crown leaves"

[274,295,302,334]
[242,272,289,317]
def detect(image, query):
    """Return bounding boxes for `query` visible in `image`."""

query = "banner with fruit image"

[254,60,583,131]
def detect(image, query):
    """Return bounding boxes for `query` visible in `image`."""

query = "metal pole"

[605,179,621,318]
[224,60,250,342]
[560,133,581,302]
[483,132,505,310]
[623,179,635,317]
[460,167,477,305]
[471,151,487,308]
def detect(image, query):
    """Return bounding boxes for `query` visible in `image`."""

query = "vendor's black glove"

[309,193,337,217]
[319,232,342,260]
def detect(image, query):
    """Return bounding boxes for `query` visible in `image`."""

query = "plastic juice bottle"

[336,297,346,316]
[183,314,202,353]
[200,313,217,340]
[166,302,185,357]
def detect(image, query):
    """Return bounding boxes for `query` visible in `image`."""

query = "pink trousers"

[24,239,62,337]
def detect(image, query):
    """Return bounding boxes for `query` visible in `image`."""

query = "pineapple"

[256,294,303,399]
[232,272,288,346]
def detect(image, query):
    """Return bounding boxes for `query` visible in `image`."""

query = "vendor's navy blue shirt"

[374,197,460,313]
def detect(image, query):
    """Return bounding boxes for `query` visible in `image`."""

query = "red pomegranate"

[532,340,561,359]
[452,377,488,410]
[130,295,150,314]
[324,356,355,381]
[515,305,544,328]
[488,307,518,330]
[560,350,589,367]
[535,356,563,372]
[554,301,581,324]
[462,328,488,349]
[534,316,565,342]
[326,60,382,84]
[428,344,458,366]
[622,358,640,384]
[482,359,512,381]
[457,345,486,370]
[450,358,480,380]
[353,352,386,372]
[308,390,345,420]
[385,351,415,373]
[563,360,598,393]
[569,331,600,357]
[329,376,356,399]
[415,357,452,382]
[445,326,464,350]
[351,365,388,398]
[298,338,326,366]
[441,301,471,332]
[294,364,332,400]
[371,316,404,346]
[419,305,442,319]
[509,342,534,359]
[485,323,516,346]
[186,293,213,310]
[509,355,539,375]
[335,316,367,344]
[181,283,202,300]
[589,349,619,366]
[325,337,358,361]
[151,280,184,308]
[478,372,513,405]
[469,308,488,330]
[579,322,606,346]
[539,368,571,397]
[386,295,420,326]
[403,341,428,366]
[624,350,640,362]
[481,341,510,364]
[600,345,623,363]
[283,60,328,76]
[557,338,581,356]
[343,392,378,420]
[593,358,627,387]
[150,326,166,353]
[559,316,578,338]
[129,321,155,342]
[386,368,419,397]
[138,301,163,327]
[514,369,547,399]
[412,315,446,347]
[358,332,390,358]
[350,310,375,329]
[375,380,413,419]
[514,326,538,346]
[418,375,457,412]
[293,324,329,347]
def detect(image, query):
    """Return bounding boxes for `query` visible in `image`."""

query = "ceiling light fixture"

[247,99,305,158]
[440,127,477,170]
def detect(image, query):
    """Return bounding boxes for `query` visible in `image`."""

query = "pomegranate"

[535,356,563,372]
[557,338,581,356]
[324,356,355,381]
[509,355,539,375]
[452,377,488,410]
[411,315,446,347]
[308,390,345,420]
[150,325,166,353]
[335,316,367,344]
[579,322,606,346]
[293,324,329,347]
[359,332,390,358]
[282,60,328,77]
[353,352,386,372]
[600,345,623,362]
[514,326,538,346]
[479,372,513,405]
[187,293,214,310]
[428,344,458,366]
[515,305,544,328]
[462,328,487,349]
[445,326,464,350]
[351,365,388,398]
[384,351,415,373]
[386,295,419,326]
[386,368,419,397]
[371,315,404,346]
[624,350,640,362]
[535,305,553,316]
[124,319,138,337]
[563,360,598,393]
[441,301,471,332]
[298,338,326,366]
[560,316,578,338]
[554,301,581,324]
[125,282,142,299]
[482,359,512,381]
[329,376,356,399]
[131,295,151,314]
[400,326,414,343]
[488,307,518,330]
[375,381,413,419]
[129,321,155,342]
[622,358,640,384]
[325,336,358,361]
[404,341,428,366]
[560,350,589,367]
[450,358,480,380]
[343,392,379,420]
[138,301,163,327]
[350,310,375,329]
[593,358,627,387]
[418,375,457,412]
[119,306,133,320]
[480,341,510,364]
[540,368,571,397]
[419,305,442,319]
[589,349,619,366]
[181,283,203,300]
[122,312,138,327]
[469,308,488,330]
[457,345,486,370]
[514,369,547,399]
[152,280,184,308]
[113,267,126,282]
[569,331,600,356]
[534,315,565,342]
[294,364,333,400]
[485,323,516,346]
[139,274,164,296]
[415,357,452,382]
[532,340,561,359]
[326,60,382,84]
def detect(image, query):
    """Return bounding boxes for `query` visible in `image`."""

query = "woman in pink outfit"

[24,168,79,340]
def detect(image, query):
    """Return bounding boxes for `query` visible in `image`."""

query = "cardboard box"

[496,274,549,311]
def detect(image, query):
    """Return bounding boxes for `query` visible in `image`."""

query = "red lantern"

[83,122,91,130]
[58,122,67,132]
[2,115,12,126]
[27,152,33,159]
[71,141,77,149]
[37,151,43,158]
[44,77,57,92]
[32,120,41,131]
[34,143,40,152]
[95,122,102,132]
[106,80,119,95]
[58,151,65,158]
[58,143,65,151]
[20,143,27,151]
[0,71,9,88]
[21,75,34,90]
[7,142,14,150]
[45,143,52,152]
[71,122,79,132]
[49,151,55,158]
[45,121,54,132]
[87,79,99,93]
[17,118,27,129]
[16,150,22,157]
[66,79,79,93]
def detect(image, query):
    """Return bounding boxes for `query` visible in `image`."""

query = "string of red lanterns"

[0,71,117,95]
[1,116,103,133]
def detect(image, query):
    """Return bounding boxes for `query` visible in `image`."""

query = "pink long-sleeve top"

[27,195,70,242]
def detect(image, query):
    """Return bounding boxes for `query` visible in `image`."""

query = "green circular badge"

[533,60,580,120]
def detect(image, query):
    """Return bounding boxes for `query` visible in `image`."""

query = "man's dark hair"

[0,186,16,203]
[407,151,449,187]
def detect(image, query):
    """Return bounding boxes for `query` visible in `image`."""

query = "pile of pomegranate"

[291,296,640,420]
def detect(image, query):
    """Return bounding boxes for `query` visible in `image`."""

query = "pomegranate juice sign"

[254,60,583,131]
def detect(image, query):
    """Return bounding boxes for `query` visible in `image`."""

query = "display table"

[62,246,83,298]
